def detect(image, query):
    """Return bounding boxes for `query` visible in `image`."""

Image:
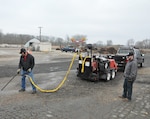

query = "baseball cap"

[20,48,26,54]
[127,52,134,56]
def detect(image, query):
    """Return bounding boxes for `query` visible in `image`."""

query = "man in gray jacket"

[119,52,137,101]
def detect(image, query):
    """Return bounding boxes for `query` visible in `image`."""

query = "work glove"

[17,69,21,74]
[27,68,32,73]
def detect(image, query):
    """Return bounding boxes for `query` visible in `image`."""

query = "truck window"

[118,49,133,54]
[135,49,140,57]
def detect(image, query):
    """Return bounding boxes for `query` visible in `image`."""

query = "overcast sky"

[0,0,150,45]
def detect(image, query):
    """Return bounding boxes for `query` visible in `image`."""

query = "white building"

[24,38,51,52]
[39,42,52,52]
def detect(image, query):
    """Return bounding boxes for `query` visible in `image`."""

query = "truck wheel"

[111,70,116,79]
[140,63,143,67]
[106,72,111,81]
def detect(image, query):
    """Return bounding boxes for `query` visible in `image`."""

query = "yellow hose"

[26,53,77,93]
[79,54,90,73]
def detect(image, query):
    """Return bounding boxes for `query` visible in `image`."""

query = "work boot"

[123,98,131,102]
[19,89,25,92]
[31,90,36,94]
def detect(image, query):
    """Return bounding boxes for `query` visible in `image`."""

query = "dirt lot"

[0,48,150,119]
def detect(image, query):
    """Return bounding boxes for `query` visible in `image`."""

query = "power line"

[38,26,43,41]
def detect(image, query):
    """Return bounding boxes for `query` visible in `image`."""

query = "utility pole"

[38,26,42,41]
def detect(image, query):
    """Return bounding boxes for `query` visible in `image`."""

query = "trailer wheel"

[90,73,98,81]
[111,69,116,79]
[106,72,111,81]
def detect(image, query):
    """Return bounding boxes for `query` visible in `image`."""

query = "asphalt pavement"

[0,48,150,119]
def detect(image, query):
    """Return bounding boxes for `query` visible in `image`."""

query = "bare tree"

[96,40,103,47]
[135,41,144,48]
[107,40,113,46]
[127,39,134,46]
[0,30,3,44]
[55,37,64,48]
[135,39,150,49]
[142,39,150,49]
[66,35,70,46]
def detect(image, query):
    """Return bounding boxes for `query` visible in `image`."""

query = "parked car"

[113,46,144,69]
[56,48,60,50]
[61,46,75,52]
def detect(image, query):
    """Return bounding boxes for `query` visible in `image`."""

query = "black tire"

[90,73,98,82]
[140,63,143,67]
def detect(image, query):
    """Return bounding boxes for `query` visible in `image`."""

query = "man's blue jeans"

[21,70,36,91]
[123,78,134,100]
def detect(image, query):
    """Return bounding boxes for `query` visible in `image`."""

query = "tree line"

[0,30,150,49]
[94,39,150,49]
[127,39,150,49]
[0,30,70,47]
[0,31,86,48]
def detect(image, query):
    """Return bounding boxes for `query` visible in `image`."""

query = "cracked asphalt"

[0,48,150,119]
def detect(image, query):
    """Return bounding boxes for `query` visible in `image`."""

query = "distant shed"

[24,38,40,48]
[39,42,52,52]
[24,38,51,52]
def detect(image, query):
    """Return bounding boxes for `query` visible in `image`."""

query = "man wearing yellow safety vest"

[17,48,36,94]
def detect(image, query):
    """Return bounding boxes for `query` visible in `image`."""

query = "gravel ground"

[0,48,150,119]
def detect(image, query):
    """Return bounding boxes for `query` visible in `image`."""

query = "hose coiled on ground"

[26,53,77,93]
